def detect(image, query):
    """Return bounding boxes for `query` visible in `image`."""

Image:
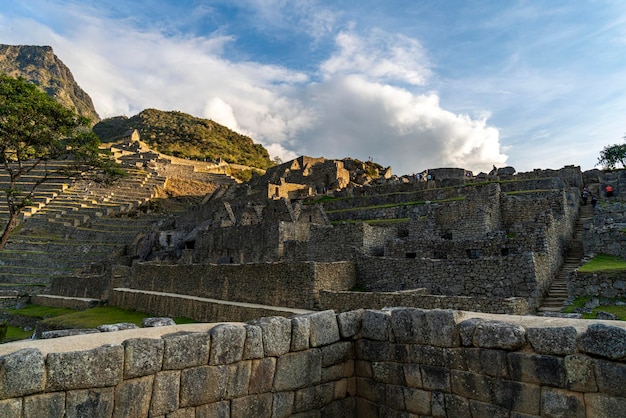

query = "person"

[591,194,598,208]
[582,186,589,205]
[606,184,614,198]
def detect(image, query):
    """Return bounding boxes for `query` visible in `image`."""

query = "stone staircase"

[537,203,594,313]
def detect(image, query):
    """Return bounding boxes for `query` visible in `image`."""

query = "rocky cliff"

[0,44,99,123]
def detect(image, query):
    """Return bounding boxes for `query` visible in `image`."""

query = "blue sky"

[2,0,626,175]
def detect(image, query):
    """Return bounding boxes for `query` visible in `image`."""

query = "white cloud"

[293,75,506,174]
[238,0,338,41]
[0,2,509,176]
[203,97,244,132]
[320,29,432,86]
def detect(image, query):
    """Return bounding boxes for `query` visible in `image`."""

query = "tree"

[0,74,119,250]
[598,137,626,169]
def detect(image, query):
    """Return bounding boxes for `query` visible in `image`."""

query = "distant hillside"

[93,108,273,169]
[0,44,99,124]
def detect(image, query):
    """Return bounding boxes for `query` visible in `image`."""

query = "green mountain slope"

[93,108,272,169]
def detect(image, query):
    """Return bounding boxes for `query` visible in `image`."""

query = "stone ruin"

[3,139,626,417]
[29,149,595,319]
[1,307,625,417]
[3,131,617,321]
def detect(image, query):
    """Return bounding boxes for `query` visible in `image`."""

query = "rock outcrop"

[0,44,99,123]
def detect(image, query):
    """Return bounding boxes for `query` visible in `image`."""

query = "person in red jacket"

[606,184,614,198]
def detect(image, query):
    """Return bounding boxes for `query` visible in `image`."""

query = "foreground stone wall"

[0,309,624,417]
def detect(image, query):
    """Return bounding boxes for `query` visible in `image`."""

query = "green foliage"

[93,108,273,169]
[0,74,122,248]
[231,169,254,183]
[0,44,100,124]
[598,138,626,169]
[0,74,81,161]
[578,253,626,273]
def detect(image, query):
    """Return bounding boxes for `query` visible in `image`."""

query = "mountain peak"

[0,44,99,124]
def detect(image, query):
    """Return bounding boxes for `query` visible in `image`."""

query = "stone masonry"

[1,309,625,417]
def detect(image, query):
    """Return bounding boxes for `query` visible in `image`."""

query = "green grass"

[1,305,197,343]
[504,189,552,195]
[563,296,626,320]
[578,253,626,273]
[4,324,34,342]
[38,306,195,329]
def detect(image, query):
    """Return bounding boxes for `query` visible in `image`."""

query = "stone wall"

[47,273,112,300]
[568,270,626,299]
[385,232,509,259]
[268,179,312,200]
[113,261,356,311]
[584,201,626,258]
[356,253,543,307]
[513,165,583,188]
[433,184,502,240]
[1,309,624,417]
[111,288,312,323]
[192,222,312,264]
[286,223,398,262]
[318,290,531,315]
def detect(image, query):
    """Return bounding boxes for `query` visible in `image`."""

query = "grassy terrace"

[577,253,626,272]
[503,188,554,195]
[304,176,558,206]
[324,197,466,214]
[1,304,196,343]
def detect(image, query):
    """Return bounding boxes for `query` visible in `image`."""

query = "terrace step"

[0,166,165,284]
[31,294,100,310]
[111,288,313,323]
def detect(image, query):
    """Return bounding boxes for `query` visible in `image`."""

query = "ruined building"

[83,156,585,320]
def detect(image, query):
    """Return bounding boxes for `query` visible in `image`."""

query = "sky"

[1,0,626,176]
